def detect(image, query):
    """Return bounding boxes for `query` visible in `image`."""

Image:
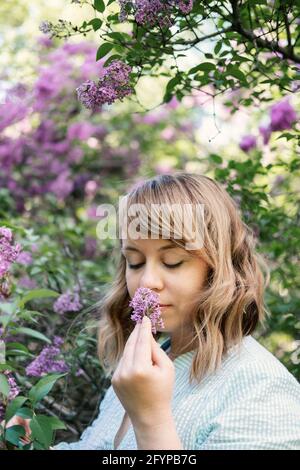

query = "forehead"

[121,238,184,253]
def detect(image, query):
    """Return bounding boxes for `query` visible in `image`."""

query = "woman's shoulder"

[221,335,300,395]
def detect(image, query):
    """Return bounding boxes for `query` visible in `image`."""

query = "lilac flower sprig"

[25,336,69,377]
[76,60,132,111]
[0,227,22,278]
[129,287,165,334]
[53,287,82,315]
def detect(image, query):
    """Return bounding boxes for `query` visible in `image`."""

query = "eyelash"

[128,262,183,270]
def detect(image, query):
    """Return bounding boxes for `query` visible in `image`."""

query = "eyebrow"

[121,243,178,253]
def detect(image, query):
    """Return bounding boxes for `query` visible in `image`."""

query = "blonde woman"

[11,173,300,449]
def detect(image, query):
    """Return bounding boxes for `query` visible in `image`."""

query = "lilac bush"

[0,41,138,211]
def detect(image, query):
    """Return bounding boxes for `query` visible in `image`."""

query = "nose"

[139,262,164,292]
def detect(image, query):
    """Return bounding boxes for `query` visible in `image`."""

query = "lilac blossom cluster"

[0,227,22,278]
[53,288,82,315]
[0,371,20,421]
[239,99,297,153]
[25,336,69,377]
[76,60,132,111]
[118,0,193,26]
[129,287,164,334]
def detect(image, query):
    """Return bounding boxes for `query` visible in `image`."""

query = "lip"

[159,304,171,307]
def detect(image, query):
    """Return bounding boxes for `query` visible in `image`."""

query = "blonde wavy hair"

[97,173,270,384]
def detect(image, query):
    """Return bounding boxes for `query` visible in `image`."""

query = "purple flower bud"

[259,125,272,145]
[239,135,257,153]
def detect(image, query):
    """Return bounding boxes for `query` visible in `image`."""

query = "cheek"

[173,264,207,299]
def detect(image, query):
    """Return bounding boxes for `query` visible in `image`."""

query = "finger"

[132,316,152,367]
[119,321,141,367]
[24,419,31,437]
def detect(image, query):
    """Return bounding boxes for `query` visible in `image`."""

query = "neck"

[169,329,196,358]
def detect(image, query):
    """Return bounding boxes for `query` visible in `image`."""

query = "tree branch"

[230,0,300,63]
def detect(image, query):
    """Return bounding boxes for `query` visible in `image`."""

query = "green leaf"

[5,425,25,447]
[214,41,222,55]
[94,0,105,13]
[0,364,17,373]
[30,415,53,448]
[5,396,28,422]
[6,342,30,353]
[96,42,114,61]
[10,327,51,344]
[189,62,215,74]
[88,18,102,31]
[0,373,9,397]
[47,416,67,430]
[15,407,34,419]
[227,67,247,83]
[210,154,223,164]
[17,289,59,308]
[29,373,67,406]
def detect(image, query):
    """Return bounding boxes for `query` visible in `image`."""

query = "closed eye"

[128,262,183,270]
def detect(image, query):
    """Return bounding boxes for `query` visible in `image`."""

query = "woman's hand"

[111,316,175,429]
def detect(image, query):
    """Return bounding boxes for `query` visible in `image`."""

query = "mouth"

[159,304,171,308]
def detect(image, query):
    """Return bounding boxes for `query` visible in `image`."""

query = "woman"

[9,173,300,449]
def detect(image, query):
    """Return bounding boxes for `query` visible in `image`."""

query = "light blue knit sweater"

[53,334,300,450]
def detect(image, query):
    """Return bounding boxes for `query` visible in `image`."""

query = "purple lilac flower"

[177,0,193,14]
[16,251,33,266]
[49,171,74,200]
[0,100,28,133]
[67,122,96,141]
[25,336,69,377]
[0,227,22,278]
[135,0,171,27]
[239,135,257,152]
[39,20,53,34]
[76,80,101,111]
[118,0,193,25]
[53,288,82,315]
[18,276,37,290]
[270,99,297,131]
[129,287,164,334]
[77,60,132,111]
[259,125,272,145]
